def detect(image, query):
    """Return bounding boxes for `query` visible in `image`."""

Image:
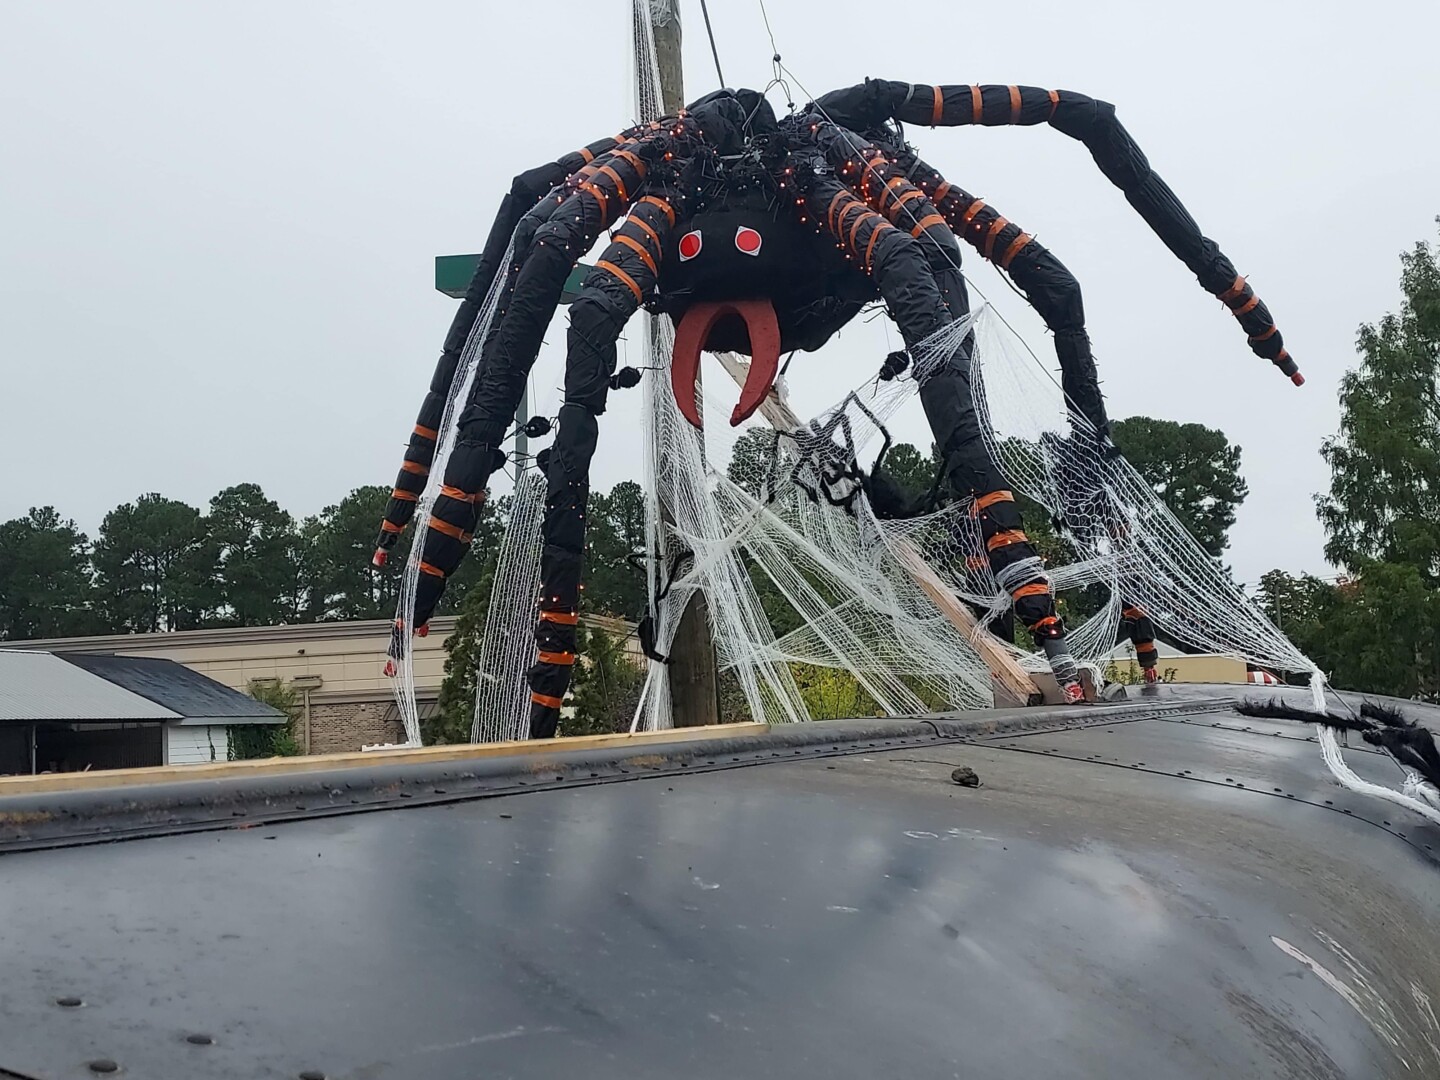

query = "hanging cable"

[757,0,794,110]
[777,57,1079,410]
[699,0,726,88]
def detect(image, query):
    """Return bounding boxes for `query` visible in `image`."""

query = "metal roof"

[0,689,1435,1077]
[0,651,179,723]
[61,654,285,724]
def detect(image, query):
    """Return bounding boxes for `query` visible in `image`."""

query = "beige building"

[1099,639,1251,686]
[13,615,643,754]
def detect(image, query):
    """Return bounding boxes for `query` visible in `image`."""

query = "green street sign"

[435,254,589,304]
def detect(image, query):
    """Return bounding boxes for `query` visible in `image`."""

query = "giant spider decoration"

[373,79,1300,737]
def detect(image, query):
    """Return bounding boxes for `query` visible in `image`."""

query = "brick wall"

[308,701,407,754]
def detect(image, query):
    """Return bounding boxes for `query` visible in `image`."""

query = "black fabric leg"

[527,192,679,737]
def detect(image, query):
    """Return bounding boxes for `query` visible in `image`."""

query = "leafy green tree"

[234,679,302,758]
[1111,416,1248,557]
[92,493,216,632]
[208,483,297,626]
[431,557,497,744]
[584,480,648,618]
[1318,222,1440,580]
[878,442,937,504]
[565,622,645,735]
[1311,567,1439,700]
[279,516,328,624]
[309,485,404,620]
[1290,223,1440,701]
[0,507,97,640]
[789,663,879,720]
[307,484,504,622]
[726,427,778,498]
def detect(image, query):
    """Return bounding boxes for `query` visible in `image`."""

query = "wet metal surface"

[1,710,1438,1078]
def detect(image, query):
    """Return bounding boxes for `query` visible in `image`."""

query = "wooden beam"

[647,3,722,728]
[0,723,769,796]
[710,353,1042,705]
[891,540,1041,706]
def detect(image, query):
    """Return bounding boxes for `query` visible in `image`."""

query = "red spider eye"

[678,231,702,261]
[734,225,762,256]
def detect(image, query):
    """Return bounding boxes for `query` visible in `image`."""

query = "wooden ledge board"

[0,722,770,796]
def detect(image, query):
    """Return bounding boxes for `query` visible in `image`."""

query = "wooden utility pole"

[650,0,722,726]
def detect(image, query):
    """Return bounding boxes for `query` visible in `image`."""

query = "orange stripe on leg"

[597,260,643,303]
[909,213,947,238]
[615,233,657,275]
[597,164,628,202]
[427,516,472,543]
[975,490,1014,510]
[630,215,662,251]
[986,529,1029,552]
[640,196,676,226]
[581,181,608,220]
[983,217,1010,260]
[611,149,646,174]
[863,222,892,271]
[531,692,564,709]
[885,188,925,224]
[1000,233,1033,268]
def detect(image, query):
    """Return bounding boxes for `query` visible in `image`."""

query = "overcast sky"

[3,0,1438,589]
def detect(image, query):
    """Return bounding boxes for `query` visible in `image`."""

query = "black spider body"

[374,80,1300,736]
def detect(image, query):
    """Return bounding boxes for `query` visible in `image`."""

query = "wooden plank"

[712,353,1042,704]
[715,353,803,430]
[0,722,770,796]
[891,540,1041,706]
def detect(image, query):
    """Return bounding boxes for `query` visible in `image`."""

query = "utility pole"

[649,0,722,727]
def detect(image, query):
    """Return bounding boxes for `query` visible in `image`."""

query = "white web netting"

[471,469,545,744]
[619,304,1316,734]
[389,236,517,747]
[392,0,1317,742]
[969,314,1313,673]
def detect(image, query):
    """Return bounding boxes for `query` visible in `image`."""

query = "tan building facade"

[13,616,644,754]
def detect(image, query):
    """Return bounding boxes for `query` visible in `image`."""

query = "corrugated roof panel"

[61,654,285,723]
[0,652,180,723]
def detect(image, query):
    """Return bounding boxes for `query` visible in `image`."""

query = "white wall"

[165,725,229,765]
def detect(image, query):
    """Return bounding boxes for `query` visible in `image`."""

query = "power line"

[699,0,725,87]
